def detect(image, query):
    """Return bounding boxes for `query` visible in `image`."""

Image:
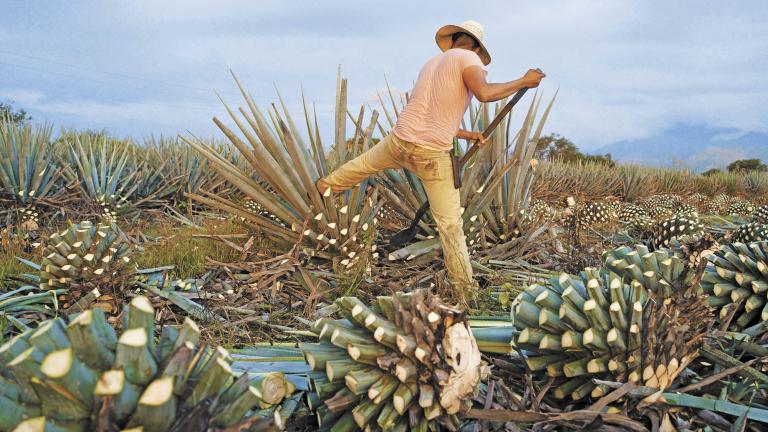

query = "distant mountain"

[595,124,768,172]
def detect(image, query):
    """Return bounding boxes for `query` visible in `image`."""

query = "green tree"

[701,168,722,176]
[727,159,767,173]
[534,133,615,167]
[0,102,31,123]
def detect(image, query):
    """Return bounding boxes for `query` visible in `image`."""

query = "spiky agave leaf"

[301,289,481,430]
[184,72,381,263]
[512,245,712,401]
[700,241,768,330]
[0,296,292,431]
[0,286,65,339]
[0,116,62,213]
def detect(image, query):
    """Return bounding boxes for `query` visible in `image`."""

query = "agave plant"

[727,200,755,217]
[145,136,231,207]
[512,245,711,401]
[743,171,768,196]
[700,241,768,330]
[62,133,140,219]
[131,158,180,212]
[300,289,481,430]
[685,193,708,210]
[650,214,706,248]
[754,205,768,224]
[618,203,648,223]
[0,296,292,431]
[705,194,738,215]
[731,222,768,243]
[13,220,134,315]
[0,116,62,225]
[532,160,623,203]
[184,72,382,265]
[617,165,657,202]
[574,202,617,226]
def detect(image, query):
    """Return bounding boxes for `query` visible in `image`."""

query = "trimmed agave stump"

[618,204,648,223]
[700,241,768,330]
[0,296,292,431]
[754,205,768,224]
[728,201,755,217]
[576,202,616,226]
[301,289,481,431]
[21,220,134,314]
[731,223,768,243]
[512,245,712,401]
[650,214,705,249]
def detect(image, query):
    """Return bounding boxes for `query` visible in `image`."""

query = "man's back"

[393,48,487,151]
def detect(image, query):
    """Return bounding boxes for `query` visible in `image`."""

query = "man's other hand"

[458,130,487,145]
[523,68,546,87]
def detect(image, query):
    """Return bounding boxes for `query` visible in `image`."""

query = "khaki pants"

[319,133,475,294]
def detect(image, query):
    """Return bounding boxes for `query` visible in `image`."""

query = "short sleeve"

[458,50,487,73]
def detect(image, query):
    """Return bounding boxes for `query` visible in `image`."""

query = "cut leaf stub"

[301,289,481,431]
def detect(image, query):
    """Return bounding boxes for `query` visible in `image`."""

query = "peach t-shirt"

[393,48,487,151]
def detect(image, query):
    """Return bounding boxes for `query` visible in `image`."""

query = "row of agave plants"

[0,120,237,228]
[532,160,768,203]
[0,72,558,259]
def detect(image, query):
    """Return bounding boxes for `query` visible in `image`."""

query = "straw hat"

[435,20,491,65]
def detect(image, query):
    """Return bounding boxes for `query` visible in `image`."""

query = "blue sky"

[1,0,766,151]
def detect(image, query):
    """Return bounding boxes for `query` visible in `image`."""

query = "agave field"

[3,74,768,431]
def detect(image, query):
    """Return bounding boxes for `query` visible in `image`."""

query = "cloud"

[0,0,766,153]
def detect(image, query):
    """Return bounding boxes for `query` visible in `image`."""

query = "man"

[317,20,545,297]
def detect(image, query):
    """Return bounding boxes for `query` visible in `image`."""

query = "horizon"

[1,0,766,161]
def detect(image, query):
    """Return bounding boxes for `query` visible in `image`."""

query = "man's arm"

[463,67,545,103]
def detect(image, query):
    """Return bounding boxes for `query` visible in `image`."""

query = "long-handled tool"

[389,87,531,247]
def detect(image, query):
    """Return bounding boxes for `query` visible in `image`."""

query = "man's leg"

[408,146,476,301]
[318,134,401,193]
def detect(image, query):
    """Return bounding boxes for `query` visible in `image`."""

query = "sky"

[1,0,766,151]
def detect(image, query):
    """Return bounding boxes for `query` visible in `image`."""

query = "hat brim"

[435,24,491,65]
